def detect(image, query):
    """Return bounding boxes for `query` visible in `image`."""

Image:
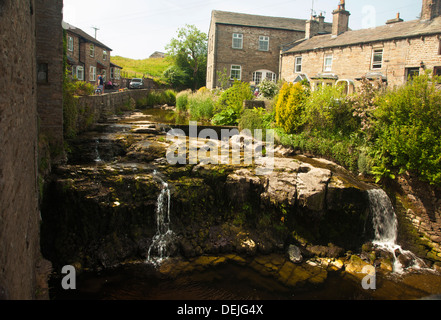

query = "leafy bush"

[274,82,308,134]
[137,90,177,108]
[238,107,274,139]
[257,79,279,99]
[372,72,441,184]
[303,85,355,134]
[211,108,239,126]
[215,80,254,114]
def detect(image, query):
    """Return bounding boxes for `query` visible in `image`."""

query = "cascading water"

[94,139,102,162]
[146,171,176,267]
[367,189,426,274]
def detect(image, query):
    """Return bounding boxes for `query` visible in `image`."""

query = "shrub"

[238,107,274,139]
[303,85,355,134]
[257,78,279,99]
[215,80,254,114]
[372,72,441,184]
[211,108,239,126]
[274,82,308,134]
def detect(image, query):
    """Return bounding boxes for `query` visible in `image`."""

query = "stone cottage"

[63,22,122,87]
[206,10,332,89]
[280,0,441,91]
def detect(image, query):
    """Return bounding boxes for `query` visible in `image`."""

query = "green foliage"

[303,84,355,134]
[257,79,279,99]
[176,90,191,112]
[211,108,240,126]
[274,82,308,134]
[215,80,254,114]
[69,81,95,96]
[188,91,215,121]
[165,24,208,90]
[161,64,190,89]
[238,108,274,139]
[136,90,177,108]
[372,72,441,184]
[175,89,217,121]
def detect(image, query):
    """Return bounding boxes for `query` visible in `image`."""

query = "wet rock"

[288,245,303,263]
[296,165,331,212]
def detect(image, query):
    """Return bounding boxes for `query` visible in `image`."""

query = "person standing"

[97,74,104,95]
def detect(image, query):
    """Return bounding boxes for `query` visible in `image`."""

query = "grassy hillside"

[111,56,172,79]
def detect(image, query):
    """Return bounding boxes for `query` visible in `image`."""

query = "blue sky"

[63,0,422,60]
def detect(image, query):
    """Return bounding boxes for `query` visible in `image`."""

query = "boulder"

[288,245,303,263]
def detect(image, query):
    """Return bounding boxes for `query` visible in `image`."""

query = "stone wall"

[281,35,441,88]
[0,0,40,300]
[74,89,157,133]
[35,0,64,149]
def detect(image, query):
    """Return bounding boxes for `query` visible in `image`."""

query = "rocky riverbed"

[41,108,441,299]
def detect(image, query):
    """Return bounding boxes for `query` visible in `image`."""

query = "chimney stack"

[386,12,404,25]
[332,0,350,36]
[421,0,441,20]
[306,13,326,39]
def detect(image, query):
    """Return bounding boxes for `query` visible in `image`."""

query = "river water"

[50,108,441,301]
[50,259,441,300]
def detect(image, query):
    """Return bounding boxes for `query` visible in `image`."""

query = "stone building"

[0,0,63,299]
[63,22,122,87]
[206,10,332,89]
[280,0,441,91]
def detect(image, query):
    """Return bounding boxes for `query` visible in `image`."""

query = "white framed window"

[371,48,384,69]
[259,36,269,51]
[102,69,107,81]
[115,68,121,80]
[253,70,276,85]
[103,50,107,61]
[295,56,302,73]
[68,36,74,52]
[76,66,84,81]
[110,67,114,79]
[253,71,262,85]
[232,33,243,49]
[230,65,242,80]
[90,44,95,57]
[324,54,333,72]
[89,66,96,81]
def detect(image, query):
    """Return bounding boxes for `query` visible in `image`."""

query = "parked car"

[129,78,144,89]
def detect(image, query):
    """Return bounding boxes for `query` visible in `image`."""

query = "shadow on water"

[49,259,441,301]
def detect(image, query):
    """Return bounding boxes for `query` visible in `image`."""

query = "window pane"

[231,65,241,80]
[295,56,302,73]
[324,55,332,71]
[372,49,383,69]
[253,72,262,85]
[232,34,243,49]
[259,36,269,51]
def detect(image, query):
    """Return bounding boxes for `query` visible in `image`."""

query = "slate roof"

[283,16,441,54]
[211,10,332,32]
[62,21,112,51]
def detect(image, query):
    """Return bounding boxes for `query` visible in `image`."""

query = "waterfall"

[146,171,176,267]
[94,139,102,162]
[367,189,426,274]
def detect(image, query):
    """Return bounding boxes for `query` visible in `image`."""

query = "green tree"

[165,24,208,90]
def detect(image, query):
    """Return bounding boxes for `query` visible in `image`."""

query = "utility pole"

[91,26,100,39]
